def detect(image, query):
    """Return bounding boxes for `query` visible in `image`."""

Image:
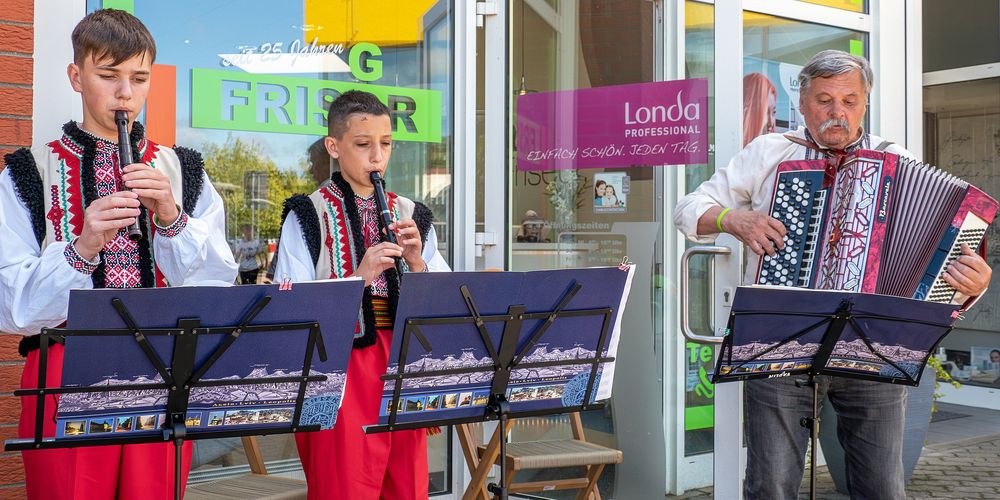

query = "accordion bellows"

[755,149,998,304]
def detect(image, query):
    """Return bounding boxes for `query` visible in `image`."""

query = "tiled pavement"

[668,403,1000,499]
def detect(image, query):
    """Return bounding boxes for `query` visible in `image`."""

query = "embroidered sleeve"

[64,238,100,275]
[154,211,189,238]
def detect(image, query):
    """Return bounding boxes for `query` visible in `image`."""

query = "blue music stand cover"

[714,286,959,385]
[375,266,634,429]
[53,279,363,440]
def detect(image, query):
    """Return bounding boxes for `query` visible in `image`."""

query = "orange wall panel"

[146,64,177,147]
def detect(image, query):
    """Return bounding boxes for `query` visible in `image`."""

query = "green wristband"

[715,208,732,233]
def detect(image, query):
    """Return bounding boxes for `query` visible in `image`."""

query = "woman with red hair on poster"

[742,72,778,147]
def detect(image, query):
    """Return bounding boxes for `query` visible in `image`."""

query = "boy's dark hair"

[327,90,390,138]
[72,9,156,66]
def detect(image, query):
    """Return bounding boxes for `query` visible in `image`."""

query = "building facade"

[0,0,996,498]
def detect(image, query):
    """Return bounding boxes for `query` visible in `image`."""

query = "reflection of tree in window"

[203,137,315,240]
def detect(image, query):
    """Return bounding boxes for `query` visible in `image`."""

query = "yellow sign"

[305,0,438,47]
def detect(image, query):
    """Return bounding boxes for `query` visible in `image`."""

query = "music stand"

[713,286,959,500]
[365,267,635,500]
[5,280,364,500]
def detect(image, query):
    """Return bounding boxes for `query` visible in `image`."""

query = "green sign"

[849,39,865,57]
[191,68,443,143]
[686,342,715,431]
[101,0,134,13]
[685,405,714,431]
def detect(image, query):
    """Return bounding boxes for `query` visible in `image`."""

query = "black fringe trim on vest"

[330,172,399,350]
[63,121,155,289]
[174,146,205,215]
[412,201,434,247]
[17,334,64,358]
[282,194,321,266]
[4,148,45,247]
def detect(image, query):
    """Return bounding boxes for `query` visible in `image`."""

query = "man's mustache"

[819,118,850,133]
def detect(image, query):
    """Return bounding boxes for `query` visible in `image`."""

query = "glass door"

[478,1,668,497]
[677,0,906,496]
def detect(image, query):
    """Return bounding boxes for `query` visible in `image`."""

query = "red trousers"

[296,328,428,499]
[19,343,193,500]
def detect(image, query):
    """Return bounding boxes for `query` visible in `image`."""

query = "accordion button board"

[916,213,989,302]
[757,170,828,288]
[754,149,998,305]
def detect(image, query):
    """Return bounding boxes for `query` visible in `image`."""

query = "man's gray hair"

[798,50,873,94]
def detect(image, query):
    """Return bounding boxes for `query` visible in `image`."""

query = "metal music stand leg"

[797,374,820,500]
[486,396,511,500]
[174,437,183,500]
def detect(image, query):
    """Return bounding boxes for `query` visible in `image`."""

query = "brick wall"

[0,0,33,497]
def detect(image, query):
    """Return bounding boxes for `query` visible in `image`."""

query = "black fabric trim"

[129,121,145,153]
[173,146,205,215]
[135,208,155,288]
[412,201,434,248]
[330,172,398,349]
[17,334,65,358]
[355,288,380,349]
[130,122,155,288]
[63,121,155,289]
[4,148,45,247]
[282,194,321,267]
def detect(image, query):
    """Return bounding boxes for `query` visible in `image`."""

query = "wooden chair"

[185,436,307,500]
[457,412,622,500]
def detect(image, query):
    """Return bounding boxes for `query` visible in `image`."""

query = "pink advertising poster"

[516,79,708,171]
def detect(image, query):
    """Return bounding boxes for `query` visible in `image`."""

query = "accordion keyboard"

[757,171,827,287]
[921,213,989,303]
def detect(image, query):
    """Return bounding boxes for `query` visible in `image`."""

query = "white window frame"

[924,62,1000,87]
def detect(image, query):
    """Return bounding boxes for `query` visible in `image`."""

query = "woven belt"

[371,297,394,329]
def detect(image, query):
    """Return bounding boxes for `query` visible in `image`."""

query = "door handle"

[680,245,732,344]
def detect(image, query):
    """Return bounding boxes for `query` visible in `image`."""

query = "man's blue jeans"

[743,375,907,500]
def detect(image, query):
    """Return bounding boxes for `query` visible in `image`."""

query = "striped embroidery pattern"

[47,185,64,242]
[370,298,393,328]
[50,138,84,241]
[320,183,357,279]
[322,214,337,277]
[57,159,72,239]
[154,212,188,238]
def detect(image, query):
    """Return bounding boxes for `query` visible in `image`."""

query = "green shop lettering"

[688,342,715,399]
[191,44,441,143]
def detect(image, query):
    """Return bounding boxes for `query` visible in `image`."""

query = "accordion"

[755,149,998,304]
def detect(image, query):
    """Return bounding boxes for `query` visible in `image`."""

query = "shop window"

[87,0,455,492]
[924,0,1000,72]
[924,78,1000,389]
[743,11,868,134]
